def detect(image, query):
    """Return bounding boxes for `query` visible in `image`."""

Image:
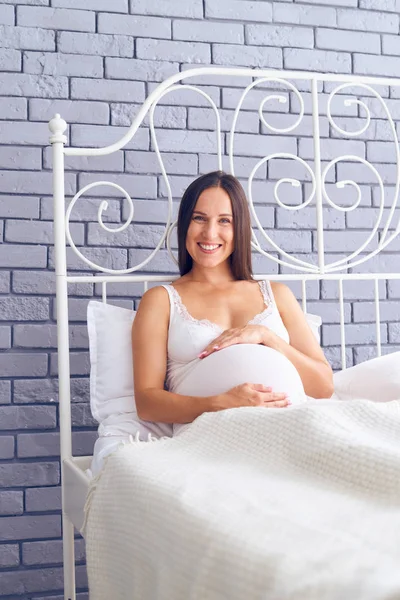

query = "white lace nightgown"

[161,280,307,435]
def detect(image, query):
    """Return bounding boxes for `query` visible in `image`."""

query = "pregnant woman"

[132,171,333,431]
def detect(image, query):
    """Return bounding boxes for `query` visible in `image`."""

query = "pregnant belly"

[174,344,306,405]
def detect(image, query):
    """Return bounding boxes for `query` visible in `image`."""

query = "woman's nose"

[203,219,218,239]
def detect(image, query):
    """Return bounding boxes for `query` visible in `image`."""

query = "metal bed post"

[49,114,76,600]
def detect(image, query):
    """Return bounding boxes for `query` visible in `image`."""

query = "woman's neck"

[186,263,235,286]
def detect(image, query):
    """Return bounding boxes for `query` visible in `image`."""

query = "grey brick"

[0,244,47,268]
[147,83,220,107]
[0,120,51,144]
[71,77,144,103]
[353,301,400,323]
[41,195,121,223]
[255,229,312,253]
[94,279,144,297]
[324,346,353,370]
[13,269,93,296]
[0,271,10,294]
[0,296,49,322]
[296,0,356,5]
[188,107,259,133]
[129,247,178,273]
[79,173,156,199]
[50,352,88,376]
[0,435,14,458]
[389,322,400,343]
[98,13,170,39]
[58,31,133,57]
[314,231,379,253]
[324,81,389,97]
[0,146,41,170]
[30,98,109,124]
[0,380,11,404]
[30,594,89,600]
[137,38,210,63]
[150,129,222,154]
[18,430,97,458]
[0,491,24,515]
[173,20,243,44]
[307,301,351,324]
[354,53,400,77]
[0,564,87,596]
[360,0,400,10]
[0,325,11,348]
[0,24,54,50]
[353,345,399,364]
[382,34,400,57]
[352,252,400,274]
[5,219,84,245]
[106,57,178,82]
[0,0,49,4]
[0,462,59,488]
[53,0,127,10]
[0,171,75,194]
[71,402,97,427]
[0,47,21,70]
[0,353,48,376]
[112,104,186,129]
[1,405,56,430]
[14,377,89,404]
[205,0,272,22]
[23,538,86,566]
[44,147,124,172]
[269,159,335,183]
[49,245,128,272]
[0,196,39,218]
[277,206,345,230]
[0,544,19,567]
[121,197,178,223]
[246,24,313,48]
[330,117,392,142]
[1,514,61,540]
[53,297,133,322]
[24,50,103,77]
[388,280,400,299]
[180,63,253,88]
[305,183,372,210]
[14,323,88,349]
[0,4,13,23]
[337,161,397,185]
[337,8,399,33]
[0,96,27,119]
[347,208,398,232]
[199,154,267,179]
[125,150,198,175]
[274,3,336,26]
[157,174,203,199]
[323,323,387,346]
[299,138,365,161]
[213,44,282,68]
[25,486,61,511]
[227,132,296,158]
[88,222,164,248]
[222,87,289,113]
[18,6,95,31]
[284,48,351,73]
[0,72,67,97]
[129,0,203,18]
[316,28,380,54]
[70,124,148,150]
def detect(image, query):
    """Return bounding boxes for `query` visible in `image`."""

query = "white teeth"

[199,244,220,250]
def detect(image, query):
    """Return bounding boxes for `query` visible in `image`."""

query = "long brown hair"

[177,171,253,280]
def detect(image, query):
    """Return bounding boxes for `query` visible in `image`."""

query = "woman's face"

[186,186,234,269]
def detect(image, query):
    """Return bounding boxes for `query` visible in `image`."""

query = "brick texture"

[1,2,400,599]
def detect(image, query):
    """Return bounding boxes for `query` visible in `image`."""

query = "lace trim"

[168,281,274,332]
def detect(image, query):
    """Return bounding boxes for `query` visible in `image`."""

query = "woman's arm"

[132,286,217,423]
[268,282,334,399]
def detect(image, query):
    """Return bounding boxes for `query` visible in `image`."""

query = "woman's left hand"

[198,324,279,359]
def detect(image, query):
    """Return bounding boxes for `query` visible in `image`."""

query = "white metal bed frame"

[48,67,400,600]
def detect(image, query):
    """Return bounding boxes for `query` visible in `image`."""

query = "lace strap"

[163,284,191,321]
[259,280,273,307]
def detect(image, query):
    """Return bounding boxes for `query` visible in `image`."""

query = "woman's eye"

[220,218,231,224]
[193,215,205,222]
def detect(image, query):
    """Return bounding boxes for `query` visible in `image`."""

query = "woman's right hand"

[216,383,291,410]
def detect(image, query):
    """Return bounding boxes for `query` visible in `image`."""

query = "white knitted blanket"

[84,399,400,600]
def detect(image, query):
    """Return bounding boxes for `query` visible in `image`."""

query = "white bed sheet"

[84,397,400,600]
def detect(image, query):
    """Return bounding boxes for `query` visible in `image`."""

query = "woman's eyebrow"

[193,210,232,217]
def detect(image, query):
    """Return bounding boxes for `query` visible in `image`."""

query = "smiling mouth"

[198,243,222,253]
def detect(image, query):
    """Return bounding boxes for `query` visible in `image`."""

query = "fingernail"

[198,351,207,358]
[213,345,219,350]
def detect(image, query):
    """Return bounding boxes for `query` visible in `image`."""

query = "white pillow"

[87,301,173,438]
[333,351,400,402]
[87,300,322,430]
